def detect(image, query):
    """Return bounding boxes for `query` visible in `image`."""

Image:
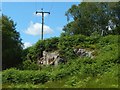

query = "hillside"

[1,2,120,89]
[2,35,119,88]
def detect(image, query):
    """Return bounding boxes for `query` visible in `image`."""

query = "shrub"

[44,37,59,51]
[58,35,87,59]
[2,68,19,83]
[51,69,67,81]
[21,60,40,70]
[32,72,50,84]
[98,35,118,47]
[2,68,50,84]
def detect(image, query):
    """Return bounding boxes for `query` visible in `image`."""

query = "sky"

[2,2,80,48]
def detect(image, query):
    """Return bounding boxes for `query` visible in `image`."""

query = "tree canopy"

[63,2,120,36]
[2,15,23,69]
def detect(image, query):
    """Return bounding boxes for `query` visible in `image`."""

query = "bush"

[44,37,59,51]
[2,68,50,84]
[21,60,40,70]
[98,35,118,47]
[24,37,59,62]
[2,68,20,83]
[58,35,87,59]
[32,72,50,84]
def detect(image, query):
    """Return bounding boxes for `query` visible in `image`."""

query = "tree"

[112,2,120,35]
[2,15,23,69]
[63,2,119,36]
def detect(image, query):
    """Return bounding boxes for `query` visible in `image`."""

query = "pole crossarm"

[36,11,50,14]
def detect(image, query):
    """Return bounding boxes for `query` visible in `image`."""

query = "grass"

[2,64,119,88]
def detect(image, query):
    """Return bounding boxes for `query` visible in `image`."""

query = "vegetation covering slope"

[1,2,120,89]
[2,35,119,88]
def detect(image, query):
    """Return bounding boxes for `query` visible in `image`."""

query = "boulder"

[38,51,65,66]
[74,48,94,58]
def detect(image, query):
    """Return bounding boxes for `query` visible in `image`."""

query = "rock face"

[38,48,94,66]
[37,51,65,66]
[74,48,94,58]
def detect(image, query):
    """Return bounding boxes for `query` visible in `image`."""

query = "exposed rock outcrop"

[37,51,65,66]
[38,48,94,66]
[74,48,94,58]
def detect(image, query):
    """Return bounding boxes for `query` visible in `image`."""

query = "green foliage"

[24,37,59,62]
[2,2,120,88]
[2,68,19,83]
[51,69,67,81]
[58,34,101,59]
[65,76,79,87]
[2,34,119,88]
[21,47,30,61]
[2,15,23,69]
[44,37,59,51]
[2,68,50,84]
[98,35,118,46]
[58,35,86,59]
[23,34,118,63]
[64,2,120,36]
[21,60,40,70]
[2,83,45,88]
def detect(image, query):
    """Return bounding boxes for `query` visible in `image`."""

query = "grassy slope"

[2,35,119,88]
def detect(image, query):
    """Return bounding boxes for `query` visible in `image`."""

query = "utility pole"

[36,8,50,59]
[36,8,50,40]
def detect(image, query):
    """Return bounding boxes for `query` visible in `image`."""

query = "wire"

[34,1,54,26]
[47,2,53,25]
[49,2,53,13]
[35,0,37,22]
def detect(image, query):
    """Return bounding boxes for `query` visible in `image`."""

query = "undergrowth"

[2,35,119,88]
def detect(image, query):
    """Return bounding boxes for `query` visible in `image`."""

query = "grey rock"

[74,48,94,58]
[38,51,65,66]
